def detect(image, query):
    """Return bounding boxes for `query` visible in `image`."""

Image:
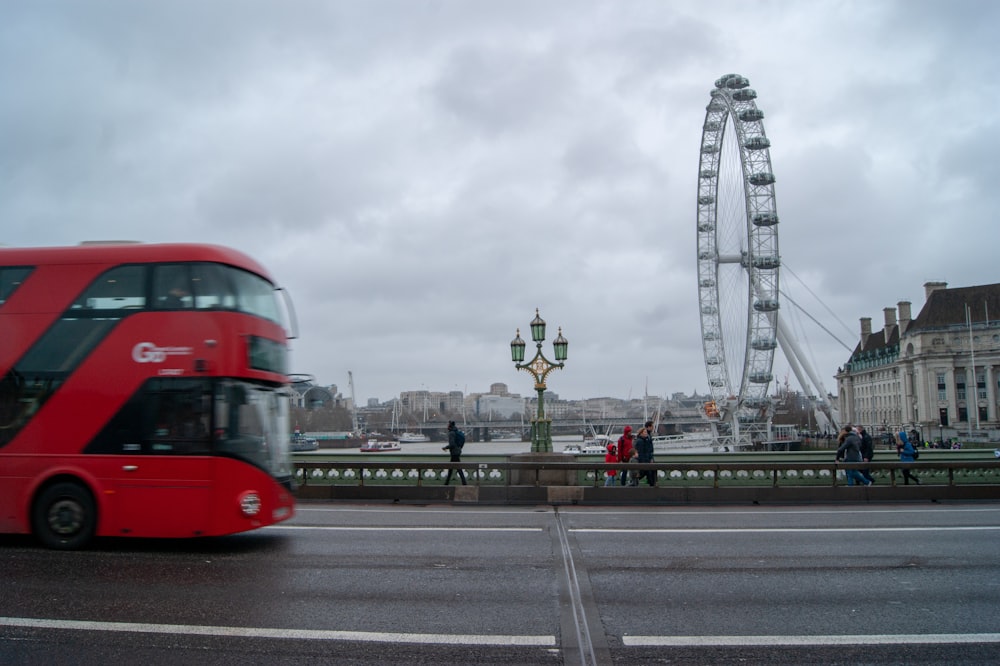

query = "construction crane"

[347,370,360,436]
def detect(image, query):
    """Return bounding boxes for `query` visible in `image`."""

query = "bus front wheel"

[32,482,96,550]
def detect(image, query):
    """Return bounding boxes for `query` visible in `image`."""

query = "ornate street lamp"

[510,308,568,453]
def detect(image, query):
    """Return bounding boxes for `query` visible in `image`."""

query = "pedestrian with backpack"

[443,420,467,485]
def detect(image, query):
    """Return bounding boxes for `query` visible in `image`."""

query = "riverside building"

[836,281,1000,441]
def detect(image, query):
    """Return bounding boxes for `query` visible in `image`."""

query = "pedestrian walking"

[635,420,656,486]
[836,425,872,486]
[604,443,618,486]
[626,448,641,486]
[616,426,634,486]
[896,429,921,485]
[858,426,875,484]
[442,420,466,485]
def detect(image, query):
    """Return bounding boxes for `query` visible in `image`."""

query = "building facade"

[836,281,1000,441]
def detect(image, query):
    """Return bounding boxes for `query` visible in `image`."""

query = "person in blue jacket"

[896,430,921,485]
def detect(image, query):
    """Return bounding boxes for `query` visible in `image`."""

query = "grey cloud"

[431,43,576,135]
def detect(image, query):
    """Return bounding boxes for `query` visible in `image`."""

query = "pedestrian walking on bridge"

[443,421,466,485]
[896,429,921,485]
[836,425,872,486]
[616,426,634,486]
[604,443,618,486]
[859,426,875,484]
[635,421,656,487]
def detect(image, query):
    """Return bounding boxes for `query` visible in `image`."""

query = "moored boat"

[653,432,721,453]
[582,434,616,453]
[563,438,613,455]
[290,434,319,452]
[361,439,402,452]
[398,432,430,443]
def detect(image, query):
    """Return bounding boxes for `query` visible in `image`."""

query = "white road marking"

[267,525,542,532]
[624,633,1000,646]
[296,506,553,515]
[296,505,1000,517]
[570,526,1000,534]
[557,506,1000,516]
[0,616,555,647]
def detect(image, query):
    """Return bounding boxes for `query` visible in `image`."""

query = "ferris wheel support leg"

[776,316,832,400]
[775,323,811,396]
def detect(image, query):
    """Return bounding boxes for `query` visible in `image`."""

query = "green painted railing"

[293,455,1000,489]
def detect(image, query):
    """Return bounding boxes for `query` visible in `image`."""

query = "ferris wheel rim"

[695,73,780,422]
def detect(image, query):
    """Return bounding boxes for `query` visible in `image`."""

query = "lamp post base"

[530,418,553,453]
[509,452,576,485]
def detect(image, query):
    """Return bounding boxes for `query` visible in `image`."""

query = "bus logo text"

[132,342,195,363]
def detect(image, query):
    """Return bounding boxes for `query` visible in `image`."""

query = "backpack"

[455,429,465,448]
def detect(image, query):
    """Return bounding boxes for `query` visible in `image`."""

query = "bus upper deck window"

[73,265,147,311]
[152,264,193,310]
[190,263,237,310]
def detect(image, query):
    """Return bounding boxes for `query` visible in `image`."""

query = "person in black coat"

[836,426,872,486]
[858,427,875,484]
[442,421,466,486]
[634,421,656,486]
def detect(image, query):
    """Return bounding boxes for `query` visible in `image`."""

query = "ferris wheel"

[696,73,780,439]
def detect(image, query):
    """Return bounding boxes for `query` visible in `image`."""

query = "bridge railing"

[293,459,1000,503]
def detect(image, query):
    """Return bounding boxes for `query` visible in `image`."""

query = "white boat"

[653,432,722,453]
[563,437,614,455]
[582,434,616,452]
[398,432,429,443]
[360,440,402,452]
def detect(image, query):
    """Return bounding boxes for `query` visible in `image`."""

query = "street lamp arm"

[514,345,565,389]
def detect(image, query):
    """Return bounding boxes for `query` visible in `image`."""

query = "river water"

[309,434,587,456]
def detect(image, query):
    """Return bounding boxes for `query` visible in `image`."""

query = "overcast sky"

[2,1,997,404]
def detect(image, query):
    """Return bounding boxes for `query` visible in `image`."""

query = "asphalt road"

[3,501,1000,665]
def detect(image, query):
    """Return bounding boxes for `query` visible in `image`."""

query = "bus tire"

[32,482,96,550]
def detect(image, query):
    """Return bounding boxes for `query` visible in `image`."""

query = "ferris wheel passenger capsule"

[739,108,765,122]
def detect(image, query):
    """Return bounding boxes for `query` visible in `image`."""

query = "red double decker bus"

[0,242,296,548]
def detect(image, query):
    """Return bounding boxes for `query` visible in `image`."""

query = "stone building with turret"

[836,281,1000,441]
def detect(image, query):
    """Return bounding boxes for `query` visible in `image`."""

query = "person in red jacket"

[604,443,618,486]
[616,426,634,486]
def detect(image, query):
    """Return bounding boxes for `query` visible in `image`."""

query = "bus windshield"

[151,262,283,324]
[215,380,293,481]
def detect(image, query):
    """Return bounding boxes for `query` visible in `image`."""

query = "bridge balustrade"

[292,458,1000,504]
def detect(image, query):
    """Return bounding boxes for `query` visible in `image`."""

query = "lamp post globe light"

[510,308,568,453]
